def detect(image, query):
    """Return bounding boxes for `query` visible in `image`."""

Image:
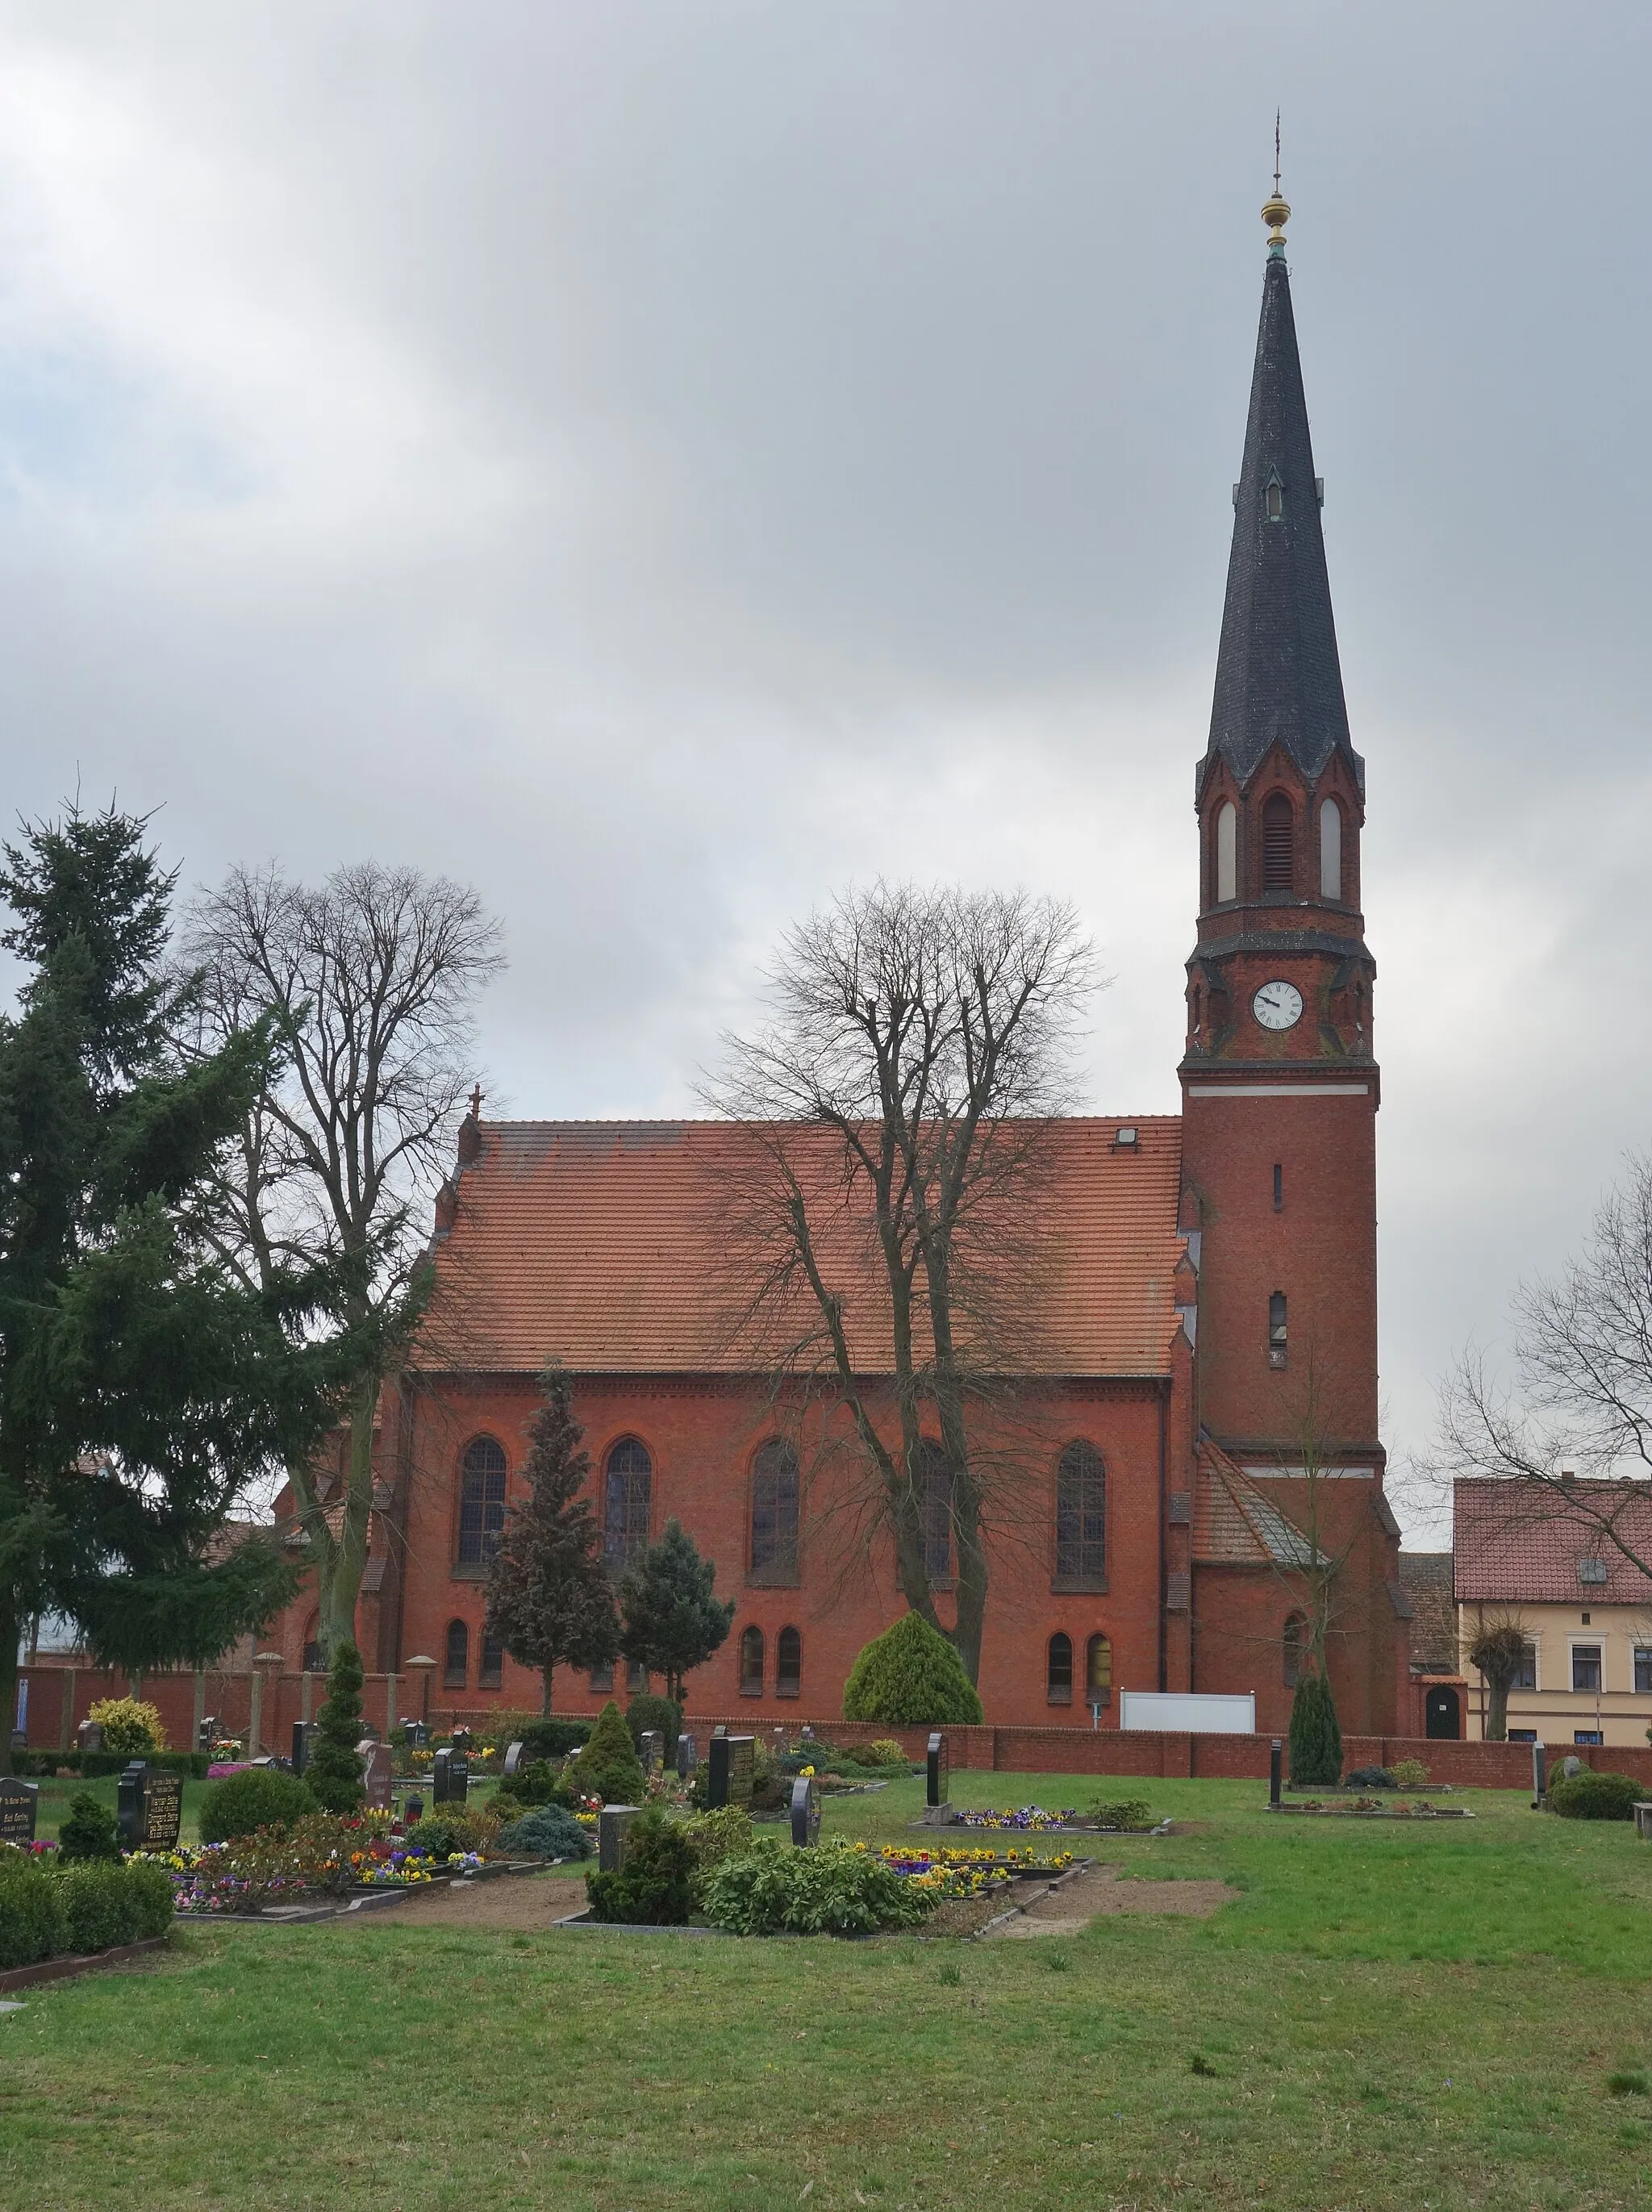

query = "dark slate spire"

[1200,205,1362,796]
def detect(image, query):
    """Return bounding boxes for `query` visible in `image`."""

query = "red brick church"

[270,201,1407,1737]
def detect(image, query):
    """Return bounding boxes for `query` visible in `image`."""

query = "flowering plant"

[955,1805,1078,1831]
[144,1811,493,1914]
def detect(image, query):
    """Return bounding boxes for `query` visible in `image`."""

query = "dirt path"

[987,1863,1237,1938]
[347,1870,588,1930]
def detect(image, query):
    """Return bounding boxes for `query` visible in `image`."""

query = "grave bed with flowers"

[141,1811,510,1916]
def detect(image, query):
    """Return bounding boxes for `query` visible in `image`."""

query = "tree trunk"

[0,1592,16,1780]
[541,1665,553,1718]
[320,1372,379,1657]
[1486,1676,1510,1742]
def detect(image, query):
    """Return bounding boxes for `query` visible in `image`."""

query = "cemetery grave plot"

[983,1860,1240,1936]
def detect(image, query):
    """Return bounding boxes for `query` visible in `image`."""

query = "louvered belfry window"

[1261,793,1295,891]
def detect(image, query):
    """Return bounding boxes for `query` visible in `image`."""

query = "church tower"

[1179,186,1381,1466]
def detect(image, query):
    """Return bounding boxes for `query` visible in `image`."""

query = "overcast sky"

[2,4,1648,1538]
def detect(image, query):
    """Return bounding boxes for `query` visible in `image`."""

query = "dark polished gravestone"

[927,1732,949,1811]
[676,1734,698,1781]
[0,1777,38,1843]
[116,1763,183,1852]
[790,1775,821,1849]
[432,1748,469,1806]
[707,1734,755,1811]
[77,1720,104,1755]
[291,1721,317,1776]
[598,1805,639,1874]
[360,1740,394,1813]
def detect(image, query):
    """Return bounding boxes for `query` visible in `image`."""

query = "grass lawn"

[5,1769,1652,2210]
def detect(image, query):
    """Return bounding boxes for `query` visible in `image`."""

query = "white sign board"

[1118,1691,1256,1735]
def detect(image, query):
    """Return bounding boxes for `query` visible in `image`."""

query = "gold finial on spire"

[1261,110,1290,252]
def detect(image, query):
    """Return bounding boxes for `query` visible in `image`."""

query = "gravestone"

[403,1720,429,1750]
[727,1734,753,1809]
[1560,1755,1583,1780]
[789,1774,820,1849]
[712,1722,728,1738]
[676,1734,698,1780]
[291,1721,316,1776]
[116,1761,148,1849]
[1531,1743,1547,1807]
[9,1729,24,1754]
[1269,1738,1283,1809]
[0,1778,38,1843]
[598,1805,639,1873]
[77,1720,104,1755]
[450,1726,473,1752]
[926,1732,949,1811]
[430,1751,469,1806]
[141,1770,183,1851]
[198,1717,218,1755]
[503,1742,525,1779]
[361,1742,394,1812]
[639,1729,663,1775]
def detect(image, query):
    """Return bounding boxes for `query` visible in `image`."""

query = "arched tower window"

[1283,1613,1307,1688]
[1047,1633,1074,1704]
[1086,1634,1112,1707]
[1320,797,1342,900]
[749,1438,800,1582]
[457,1436,507,1566]
[776,1626,802,1699]
[1214,800,1237,904]
[1265,468,1284,522]
[739,1625,766,1696]
[478,1630,503,1689]
[1054,1442,1107,1586]
[603,1438,652,1572]
[1261,794,1295,891]
[444,1617,469,1688]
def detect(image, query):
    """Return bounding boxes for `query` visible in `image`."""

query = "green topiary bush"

[1287,1667,1342,1787]
[56,1791,121,1864]
[585,1808,695,1924]
[567,1699,647,1805]
[55,1862,142,1954]
[122,1859,177,1940]
[1549,1769,1643,1822]
[197,1768,317,1845]
[624,1692,682,1756]
[486,1713,593,1762]
[842,1613,983,1726]
[0,1862,68,1968]
[499,1802,592,1861]
[699,1839,935,1936]
[306,1640,368,1816]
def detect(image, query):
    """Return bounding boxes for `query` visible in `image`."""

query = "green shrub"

[679,1806,757,1885]
[499,1758,561,1809]
[1287,1667,1342,1787]
[122,1859,176,1940]
[498,1803,592,1861]
[568,1700,647,1806]
[55,1862,143,1954]
[198,1768,317,1845]
[699,1840,935,1936]
[842,1613,983,1726]
[486,1712,593,1762]
[306,1640,367,1816]
[86,1696,168,1753]
[1549,1769,1643,1822]
[1390,1758,1429,1792]
[404,1813,488,1860]
[585,1809,695,1924]
[857,1738,911,1767]
[1087,1797,1152,1830]
[0,1863,69,1967]
[624,1692,682,1756]
[56,1791,121,1864]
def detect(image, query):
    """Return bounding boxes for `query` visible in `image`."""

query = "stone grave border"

[969,1856,1096,1942]
[0,1936,172,1995]
[171,1856,549,1923]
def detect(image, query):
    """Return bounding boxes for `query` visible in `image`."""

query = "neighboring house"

[1455,1478,1652,1747]
[1396,1550,1468,1739]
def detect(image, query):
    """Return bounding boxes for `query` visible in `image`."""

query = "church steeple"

[1199,195,1362,799]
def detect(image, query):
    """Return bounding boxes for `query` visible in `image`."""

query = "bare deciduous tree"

[1464,1613,1532,1742]
[186,862,504,1656]
[703,881,1099,1685]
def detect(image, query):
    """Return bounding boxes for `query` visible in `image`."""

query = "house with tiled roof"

[266,195,1406,1736]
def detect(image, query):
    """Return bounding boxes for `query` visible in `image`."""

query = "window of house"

[749,1438,800,1582]
[1269,1292,1288,1368]
[1635,1647,1652,1695]
[588,1661,615,1695]
[1513,1642,1537,1691]
[1572,1644,1603,1692]
[1508,1728,1537,1743]
[444,1617,469,1688]
[777,1626,802,1699]
[1086,1634,1112,1706]
[1319,798,1342,900]
[1261,793,1294,891]
[739,1626,765,1697]
[457,1436,507,1567]
[1575,1730,1604,1746]
[1215,801,1237,904]
[627,1660,649,1694]
[1047,1633,1074,1704]
[1053,1442,1107,1586]
[478,1630,503,1689]
[603,1438,653,1572]
[1283,1612,1307,1688]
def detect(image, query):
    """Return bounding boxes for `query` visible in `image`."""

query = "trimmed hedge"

[1549,1769,1643,1822]
[12,1751,211,1780]
[842,1613,983,1726]
[0,1857,173,1968]
[0,1862,68,1968]
[198,1768,317,1844]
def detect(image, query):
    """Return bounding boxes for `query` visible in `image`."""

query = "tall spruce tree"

[304,1637,367,1815]
[483,1366,619,1715]
[0,804,362,1776]
[1287,1665,1343,1787]
[616,1520,735,1706]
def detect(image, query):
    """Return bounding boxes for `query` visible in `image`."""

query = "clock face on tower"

[1253,979,1304,1031]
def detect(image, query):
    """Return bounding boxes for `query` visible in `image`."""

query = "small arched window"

[1269,1292,1288,1367]
[1086,1634,1112,1705]
[1215,799,1237,904]
[444,1617,469,1688]
[1283,1613,1307,1688]
[457,1435,507,1566]
[911,1440,953,1581]
[478,1630,503,1689]
[1047,1632,1074,1704]
[1266,469,1284,522]
[749,1438,800,1582]
[739,1626,766,1697]
[1261,793,1295,891]
[603,1438,652,1572]
[1054,1442,1107,1586]
[1320,797,1342,900]
[776,1626,802,1699]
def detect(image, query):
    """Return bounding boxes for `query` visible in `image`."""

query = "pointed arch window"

[444,1617,469,1688]
[457,1436,507,1567]
[912,1440,953,1582]
[749,1438,800,1584]
[1215,800,1237,904]
[1261,794,1295,891]
[603,1438,652,1572]
[1054,1442,1107,1588]
[776,1626,802,1699]
[1086,1634,1112,1708]
[1320,798,1342,900]
[739,1626,766,1697]
[1265,467,1284,522]
[1047,1633,1074,1704]
[478,1630,504,1689]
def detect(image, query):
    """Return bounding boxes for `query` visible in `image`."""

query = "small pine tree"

[56,1791,121,1864]
[615,1519,735,1705]
[306,1638,367,1815]
[842,1611,984,1725]
[569,1699,647,1806]
[484,1366,619,1714]
[1287,1665,1342,1786]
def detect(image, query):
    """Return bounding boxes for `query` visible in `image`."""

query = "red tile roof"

[1193,1440,1321,1567]
[1454,1477,1652,1606]
[419,1116,1185,1379]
